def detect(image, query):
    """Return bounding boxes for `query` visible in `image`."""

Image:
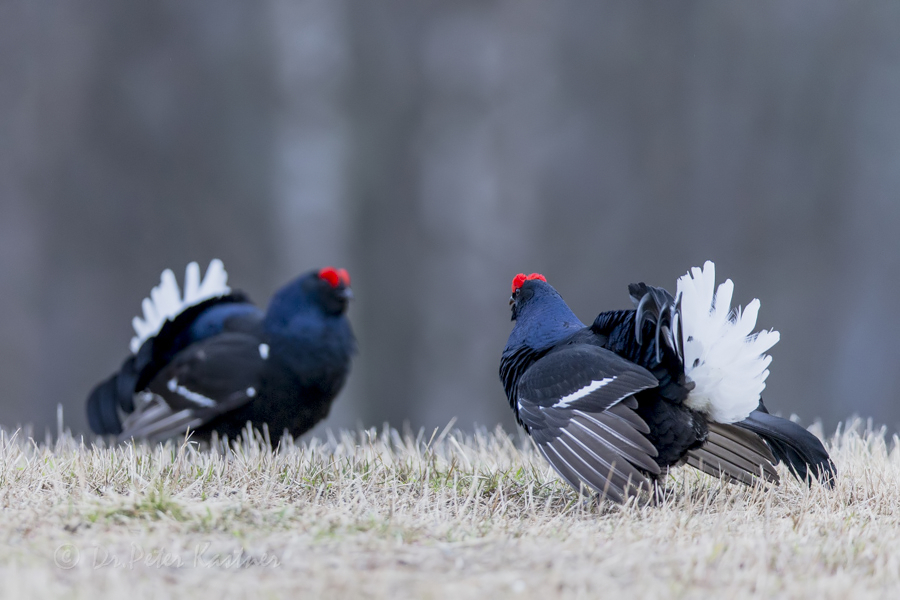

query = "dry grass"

[0,418,897,599]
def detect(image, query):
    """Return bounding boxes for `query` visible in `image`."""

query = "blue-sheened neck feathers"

[265,273,315,332]
[505,281,585,352]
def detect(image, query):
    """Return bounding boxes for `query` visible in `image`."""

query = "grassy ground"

[0,418,897,599]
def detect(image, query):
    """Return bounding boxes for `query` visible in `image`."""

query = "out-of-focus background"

[2,1,899,438]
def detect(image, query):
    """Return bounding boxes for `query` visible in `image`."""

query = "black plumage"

[736,401,836,485]
[87,263,355,442]
[500,271,835,502]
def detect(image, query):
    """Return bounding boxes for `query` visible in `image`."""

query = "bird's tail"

[605,282,689,404]
[88,260,234,436]
[676,261,780,424]
[86,357,137,435]
[129,259,231,354]
[628,282,683,365]
[735,404,836,486]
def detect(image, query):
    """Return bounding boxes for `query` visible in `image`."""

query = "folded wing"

[120,332,266,441]
[516,345,661,502]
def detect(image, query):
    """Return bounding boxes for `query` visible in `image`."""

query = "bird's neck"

[506,299,585,353]
[263,280,313,332]
[265,310,355,374]
[263,303,326,336]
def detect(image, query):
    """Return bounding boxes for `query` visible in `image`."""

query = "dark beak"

[340,287,354,301]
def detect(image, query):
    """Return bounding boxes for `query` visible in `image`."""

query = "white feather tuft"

[676,261,780,424]
[129,259,231,353]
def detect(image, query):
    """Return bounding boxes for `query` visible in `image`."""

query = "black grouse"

[500,262,835,503]
[87,260,355,442]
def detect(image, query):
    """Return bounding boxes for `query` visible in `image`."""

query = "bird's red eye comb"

[512,273,547,294]
[319,267,351,288]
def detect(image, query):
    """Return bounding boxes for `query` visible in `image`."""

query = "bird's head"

[505,272,585,351]
[308,266,353,315]
[509,273,549,321]
[266,266,353,328]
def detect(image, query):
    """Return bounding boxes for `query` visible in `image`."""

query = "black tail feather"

[592,283,689,405]
[627,283,682,365]
[86,374,124,435]
[735,405,836,487]
[86,356,139,435]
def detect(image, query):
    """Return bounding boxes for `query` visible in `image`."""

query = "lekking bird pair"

[87,259,835,503]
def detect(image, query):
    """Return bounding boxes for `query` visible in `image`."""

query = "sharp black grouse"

[87,260,355,442]
[500,261,835,503]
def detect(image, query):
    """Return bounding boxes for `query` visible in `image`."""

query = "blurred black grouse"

[87,260,355,441]
[500,262,835,503]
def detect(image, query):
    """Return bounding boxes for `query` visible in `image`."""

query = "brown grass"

[0,418,896,599]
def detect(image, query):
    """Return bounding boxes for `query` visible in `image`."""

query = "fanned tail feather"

[628,283,682,365]
[736,406,836,486]
[677,261,779,424]
[130,260,230,353]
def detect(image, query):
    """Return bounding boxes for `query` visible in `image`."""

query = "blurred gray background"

[1,1,899,438]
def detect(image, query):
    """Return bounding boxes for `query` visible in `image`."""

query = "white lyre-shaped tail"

[130,259,231,353]
[676,261,780,424]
